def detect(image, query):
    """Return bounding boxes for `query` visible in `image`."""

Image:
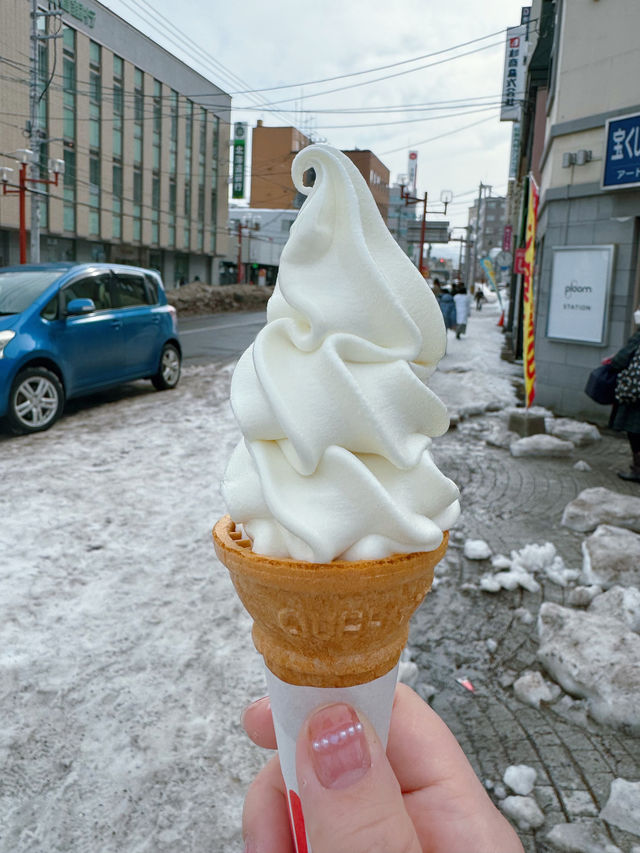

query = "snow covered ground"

[2,303,639,852]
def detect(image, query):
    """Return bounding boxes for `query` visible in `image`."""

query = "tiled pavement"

[412,412,639,851]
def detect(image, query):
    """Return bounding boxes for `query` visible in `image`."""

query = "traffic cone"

[497,310,504,327]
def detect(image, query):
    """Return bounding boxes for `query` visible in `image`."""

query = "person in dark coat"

[609,309,640,482]
[439,287,457,332]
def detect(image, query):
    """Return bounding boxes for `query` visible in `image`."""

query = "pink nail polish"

[307,703,371,790]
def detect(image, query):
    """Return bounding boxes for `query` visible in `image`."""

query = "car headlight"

[0,330,16,358]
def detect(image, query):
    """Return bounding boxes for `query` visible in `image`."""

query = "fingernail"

[240,696,269,730]
[307,703,371,790]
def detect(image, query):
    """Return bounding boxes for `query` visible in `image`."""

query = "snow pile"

[545,821,623,853]
[463,539,492,560]
[600,778,640,836]
[562,487,640,534]
[503,764,537,796]
[479,542,579,593]
[568,585,603,607]
[573,459,592,472]
[545,417,601,447]
[582,524,640,588]
[510,434,574,457]
[513,670,561,708]
[537,589,640,730]
[500,796,545,831]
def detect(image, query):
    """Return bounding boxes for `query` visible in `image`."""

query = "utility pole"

[29,0,41,263]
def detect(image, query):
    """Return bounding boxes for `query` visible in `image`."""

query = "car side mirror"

[66,298,96,316]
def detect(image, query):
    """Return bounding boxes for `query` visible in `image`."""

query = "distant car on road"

[0,263,181,434]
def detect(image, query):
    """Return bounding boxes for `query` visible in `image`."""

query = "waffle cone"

[213,515,448,687]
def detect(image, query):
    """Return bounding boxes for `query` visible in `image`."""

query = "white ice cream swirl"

[222,144,460,562]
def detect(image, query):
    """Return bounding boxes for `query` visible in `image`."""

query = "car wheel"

[8,367,65,434]
[152,343,181,390]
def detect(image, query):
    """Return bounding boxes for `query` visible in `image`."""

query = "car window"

[41,294,59,321]
[0,269,65,314]
[144,274,159,304]
[112,273,150,307]
[62,274,113,311]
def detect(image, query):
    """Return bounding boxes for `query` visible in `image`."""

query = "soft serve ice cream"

[222,144,460,563]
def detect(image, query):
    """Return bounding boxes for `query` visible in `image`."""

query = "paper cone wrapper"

[265,664,399,853]
[213,514,448,851]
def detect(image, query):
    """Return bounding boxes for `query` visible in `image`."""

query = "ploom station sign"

[546,245,615,345]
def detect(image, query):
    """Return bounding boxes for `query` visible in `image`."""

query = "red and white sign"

[501,24,527,121]
[514,247,526,275]
[408,150,418,193]
[502,224,513,252]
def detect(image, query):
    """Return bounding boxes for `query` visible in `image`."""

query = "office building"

[0,0,231,286]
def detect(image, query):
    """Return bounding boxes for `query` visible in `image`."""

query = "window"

[112,273,149,307]
[63,274,112,311]
[112,163,122,240]
[210,115,219,253]
[133,68,143,165]
[62,27,75,142]
[133,167,142,242]
[144,274,159,303]
[112,56,123,159]
[168,178,176,247]
[41,294,59,321]
[151,175,160,244]
[184,101,193,248]
[37,14,49,229]
[63,148,75,232]
[89,156,100,236]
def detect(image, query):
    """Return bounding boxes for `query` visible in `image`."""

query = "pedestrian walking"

[475,288,486,311]
[609,305,640,482]
[454,284,472,339]
[438,287,456,332]
[432,278,443,304]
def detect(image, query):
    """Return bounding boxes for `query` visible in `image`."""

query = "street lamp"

[1,149,64,264]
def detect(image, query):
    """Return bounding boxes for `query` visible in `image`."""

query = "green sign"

[51,0,96,28]
[232,122,247,200]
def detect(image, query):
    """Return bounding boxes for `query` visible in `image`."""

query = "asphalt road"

[178,310,266,364]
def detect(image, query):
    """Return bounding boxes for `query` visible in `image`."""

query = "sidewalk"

[0,302,638,853]
[414,303,640,853]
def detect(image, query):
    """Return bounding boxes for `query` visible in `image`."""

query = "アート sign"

[603,111,640,189]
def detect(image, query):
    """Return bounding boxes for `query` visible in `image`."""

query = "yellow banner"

[523,176,539,407]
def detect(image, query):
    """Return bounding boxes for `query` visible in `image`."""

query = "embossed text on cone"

[213,515,448,687]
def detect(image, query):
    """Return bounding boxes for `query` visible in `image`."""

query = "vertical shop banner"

[523,175,539,407]
[232,122,247,199]
[407,151,418,194]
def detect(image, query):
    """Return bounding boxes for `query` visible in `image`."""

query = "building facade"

[249,123,312,210]
[340,149,390,223]
[0,0,231,287]
[249,125,391,222]
[511,0,640,421]
[465,194,507,284]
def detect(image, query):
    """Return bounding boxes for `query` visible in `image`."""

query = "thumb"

[296,703,421,853]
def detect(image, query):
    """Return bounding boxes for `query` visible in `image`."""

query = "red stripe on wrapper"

[288,790,308,853]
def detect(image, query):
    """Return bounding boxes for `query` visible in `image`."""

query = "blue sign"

[603,112,640,189]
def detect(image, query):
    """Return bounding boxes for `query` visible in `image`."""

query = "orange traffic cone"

[497,310,504,327]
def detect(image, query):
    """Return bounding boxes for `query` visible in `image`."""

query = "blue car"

[0,263,182,434]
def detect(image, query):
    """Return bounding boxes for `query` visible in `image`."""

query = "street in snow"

[1,303,639,853]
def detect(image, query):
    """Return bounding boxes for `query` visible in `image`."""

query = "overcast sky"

[107,0,528,244]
